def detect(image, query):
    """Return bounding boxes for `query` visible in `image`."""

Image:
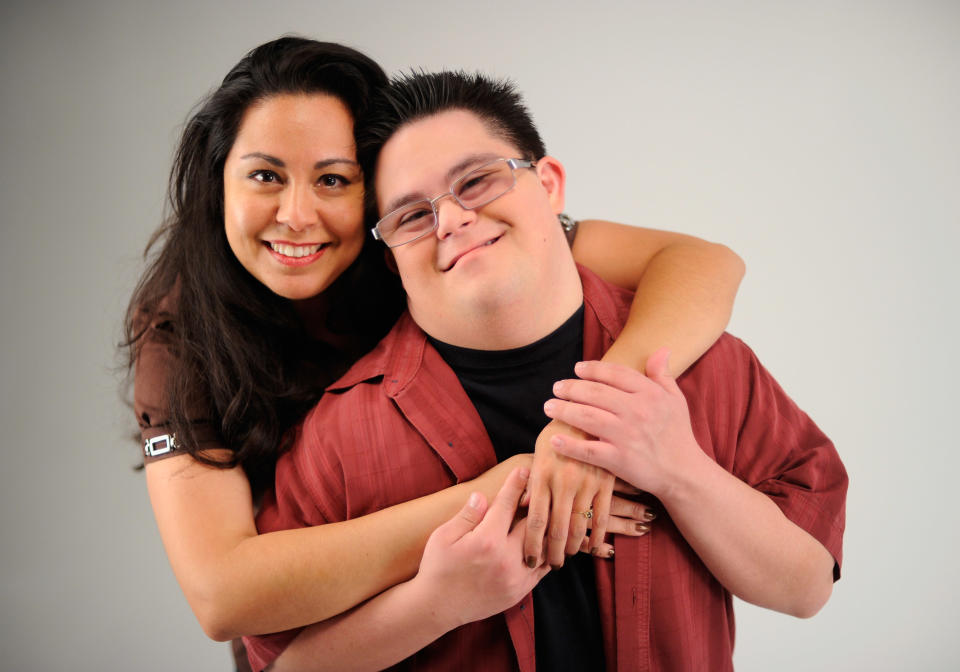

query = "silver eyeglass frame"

[370,158,535,248]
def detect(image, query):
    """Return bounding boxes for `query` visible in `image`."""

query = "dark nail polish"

[525,556,538,569]
[635,523,650,534]
[643,510,657,522]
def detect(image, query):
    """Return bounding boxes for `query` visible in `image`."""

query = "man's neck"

[412,267,584,351]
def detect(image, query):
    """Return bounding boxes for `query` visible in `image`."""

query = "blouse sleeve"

[133,306,222,462]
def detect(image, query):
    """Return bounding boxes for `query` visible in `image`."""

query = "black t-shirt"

[429,305,605,672]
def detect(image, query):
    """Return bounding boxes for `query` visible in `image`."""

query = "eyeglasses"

[371,157,536,248]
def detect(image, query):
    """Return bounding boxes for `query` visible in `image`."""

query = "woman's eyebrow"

[315,158,360,170]
[240,152,284,167]
[237,153,358,170]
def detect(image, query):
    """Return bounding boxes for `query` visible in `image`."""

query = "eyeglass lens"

[379,160,518,247]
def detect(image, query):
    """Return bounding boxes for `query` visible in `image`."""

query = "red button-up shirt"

[245,266,847,672]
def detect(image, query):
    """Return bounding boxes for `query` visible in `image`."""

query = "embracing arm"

[270,467,549,672]
[572,219,744,374]
[145,452,528,641]
[525,219,745,567]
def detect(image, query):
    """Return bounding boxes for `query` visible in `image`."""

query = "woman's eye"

[250,170,281,184]
[319,174,348,188]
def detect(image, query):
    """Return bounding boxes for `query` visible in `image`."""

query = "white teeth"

[269,242,323,258]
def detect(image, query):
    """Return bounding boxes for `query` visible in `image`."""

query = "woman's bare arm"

[271,467,549,672]
[572,219,744,374]
[525,219,745,568]
[146,451,529,641]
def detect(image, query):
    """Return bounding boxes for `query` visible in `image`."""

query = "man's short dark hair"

[358,70,547,217]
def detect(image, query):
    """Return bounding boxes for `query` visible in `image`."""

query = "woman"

[124,36,744,660]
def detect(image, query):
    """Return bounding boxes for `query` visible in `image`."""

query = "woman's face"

[223,94,366,301]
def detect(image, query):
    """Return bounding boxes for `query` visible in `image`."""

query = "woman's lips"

[264,241,329,267]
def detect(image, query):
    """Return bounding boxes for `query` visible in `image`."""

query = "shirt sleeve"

[683,334,848,580]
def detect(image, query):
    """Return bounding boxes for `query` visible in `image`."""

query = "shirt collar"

[326,263,633,394]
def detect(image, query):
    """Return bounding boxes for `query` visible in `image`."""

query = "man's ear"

[384,248,399,275]
[534,155,566,214]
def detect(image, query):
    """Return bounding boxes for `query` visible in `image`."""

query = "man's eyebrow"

[444,153,501,183]
[238,153,359,171]
[381,152,503,214]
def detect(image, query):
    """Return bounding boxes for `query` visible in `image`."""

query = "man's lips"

[441,234,503,272]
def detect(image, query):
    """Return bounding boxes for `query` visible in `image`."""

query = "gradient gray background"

[2,1,957,669]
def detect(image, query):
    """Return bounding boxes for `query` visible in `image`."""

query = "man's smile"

[440,233,504,272]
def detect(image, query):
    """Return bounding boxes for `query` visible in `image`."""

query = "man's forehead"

[375,110,520,210]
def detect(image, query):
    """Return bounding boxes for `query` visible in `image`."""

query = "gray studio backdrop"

[1,1,957,669]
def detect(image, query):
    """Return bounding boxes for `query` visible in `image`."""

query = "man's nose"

[434,195,477,239]
[277,184,320,231]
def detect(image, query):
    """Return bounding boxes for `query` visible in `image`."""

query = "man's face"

[374,109,570,340]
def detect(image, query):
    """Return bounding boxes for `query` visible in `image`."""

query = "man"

[244,72,846,672]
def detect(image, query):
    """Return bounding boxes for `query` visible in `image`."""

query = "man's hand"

[524,419,615,569]
[542,349,706,499]
[415,466,550,629]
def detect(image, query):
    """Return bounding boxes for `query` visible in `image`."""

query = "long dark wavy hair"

[122,37,404,495]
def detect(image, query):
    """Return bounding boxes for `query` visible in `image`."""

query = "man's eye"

[397,209,432,228]
[457,172,494,197]
[250,170,281,184]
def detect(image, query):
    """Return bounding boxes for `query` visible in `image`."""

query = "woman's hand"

[543,350,704,499]
[523,420,615,569]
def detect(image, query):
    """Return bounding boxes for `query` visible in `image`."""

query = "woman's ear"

[534,155,566,214]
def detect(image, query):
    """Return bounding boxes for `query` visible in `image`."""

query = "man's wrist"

[654,440,718,507]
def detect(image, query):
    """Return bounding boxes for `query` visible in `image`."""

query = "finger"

[549,434,620,475]
[574,360,651,393]
[610,494,656,523]
[431,491,488,547]
[588,477,614,552]
[605,514,653,537]
[564,492,594,556]
[543,399,619,441]
[479,466,530,536]
[546,487,576,569]
[644,348,678,391]
[552,378,634,417]
[579,535,615,558]
[523,476,550,568]
[613,478,641,495]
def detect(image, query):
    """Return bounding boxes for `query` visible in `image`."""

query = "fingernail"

[525,556,538,569]
[575,361,586,375]
[552,381,564,394]
[543,400,556,414]
[635,523,650,534]
[550,435,564,448]
[517,467,530,480]
[550,563,563,571]
[643,510,657,522]
[468,492,481,509]
[607,547,614,558]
